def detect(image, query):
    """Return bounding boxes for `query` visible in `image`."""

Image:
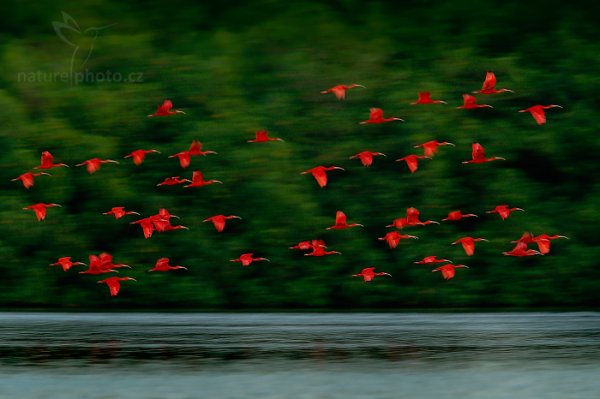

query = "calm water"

[0,312,599,399]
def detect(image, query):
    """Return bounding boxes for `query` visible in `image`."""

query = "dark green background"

[1,0,598,309]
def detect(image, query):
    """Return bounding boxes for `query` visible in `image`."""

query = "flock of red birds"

[14,72,567,296]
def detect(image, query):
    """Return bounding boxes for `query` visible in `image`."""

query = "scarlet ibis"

[151,210,188,233]
[76,158,119,174]
[411,92,447,105]
[124,149,161,165]
[349,151,386,167]
[532,234,568,254]
[503,241,542,257]
[184,170,222,188]
[301,166,344,188]
[432,264,469,280]
[23,203,61,221]
[360,108,404,124]
[456,94,493,109]
[326,211,363,230]
[352,267,392,282]
[12,172,51,189]
[103,207,140,220]
[486,205,524,220]
[512,231,534,245]
[413,140,455,158]
[473,72,514,94]
[97,252,131,269]
[321,84,365,100]
[519,105,563,125]
[442,210,478,222]
[50,257,86,272]
[97,276,136,296]
[289,241,316,251]
[35,151,69,169]
[396,154,431,173]
[406,207,439,226]
[79,254,119,275]
[230,253,270,267]
[414,256,452,265]
[148,99,185,117]
[304,240,339,256]
[169,141,217,168]
[378,231,418,249]
[187,140,216,156]
[451,237,488,256]
[247,131,284,143]
[156,176,192,186]
[149,257,188,272]
[462,143,505,164]
[131,217,157,239]
[386,217,410,229]
[203,214,242,232]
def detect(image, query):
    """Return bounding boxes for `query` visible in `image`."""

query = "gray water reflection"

[0,312,599,399]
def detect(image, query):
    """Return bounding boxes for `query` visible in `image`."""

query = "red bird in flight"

[97,276,136,296]
[326,211,363,230]
[124,149,161,165]
[532,234,568,255]
[360,108,404,124]
[23,203,61,221]
[378,231,418,249]
[230,253,270,267]
[457,94,493,110]
[432,264,469,280]
[149,257,188,272]
[462,143,505,164]
[519,105,562,125]
[76,158,119,174]
[321,84,365,100]
[169,140,217,168]
[413,140,455,158]
[414,256,452,265]
[473,72,514,94]
[203,214,242,232]
[352,267,392,282]
[12,172,51,189]
[304,241,341,257]
[406,207,439,226]
[452,237,488,256]
[35,151,69,170]
[349,150,386,167]
[148,99,185,117]
[301,166,344,188]
[290,240,316,251]
[411,92,447,105]
[79,254,120,275]
[156,176,192,187]
[50,257,86,272]
[103,207,140,220]
[396,154,430,173]
[486,204,524,220]
[503,241,542,257]
[248,130,284,143]
[184,170,222,188]
[442,210,478,222]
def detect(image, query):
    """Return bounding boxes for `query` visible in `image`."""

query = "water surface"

[0,312,598,398]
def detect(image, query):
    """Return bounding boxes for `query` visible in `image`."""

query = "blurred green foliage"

[0,0,598,309]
